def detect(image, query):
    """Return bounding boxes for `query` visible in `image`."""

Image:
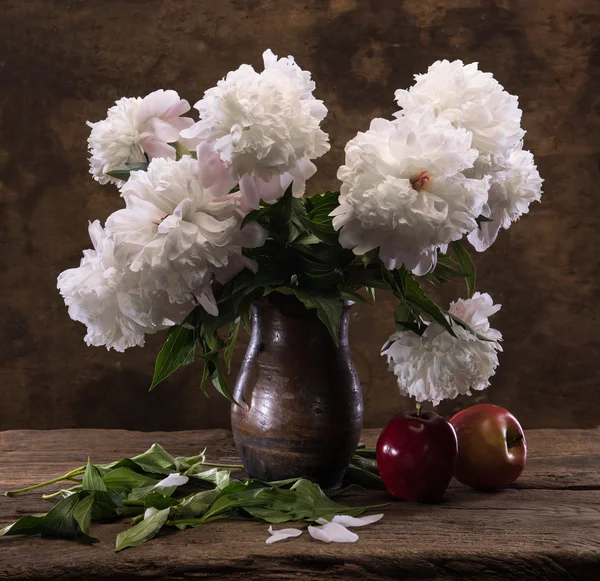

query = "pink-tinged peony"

[105,156,266,313]
[181,49,329,202]
[87,90,195,185]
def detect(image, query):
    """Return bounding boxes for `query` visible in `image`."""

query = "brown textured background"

[0,0,598,431]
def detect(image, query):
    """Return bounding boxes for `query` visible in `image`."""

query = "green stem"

[200,462,244,469]
[41,484,82,500]
[4,467,85,496]
[123,499,146,507]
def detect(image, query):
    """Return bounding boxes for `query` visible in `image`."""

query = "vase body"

[231,295,363,489]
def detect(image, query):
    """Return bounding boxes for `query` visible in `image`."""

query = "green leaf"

[82,458,107,492]
[451,241,476,298]
[223,318,240,371]
[0,514,45,537]
[102,468,160,491]
[40,493,83,540]
[90,490,124,520]
[293,289,343,346]
[189,468,230,490]
[206,356,237,405]
[143,492,181,511]
[151,325,196,390]
[177,489,221,517]
[73,493,95,535]
[128,443,180,474]
[105,162,149,181]
[114,507,170,552]
[340,289,373,304]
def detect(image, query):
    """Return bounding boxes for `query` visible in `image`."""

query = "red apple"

[450,403,527,490]
[376,411,458,502]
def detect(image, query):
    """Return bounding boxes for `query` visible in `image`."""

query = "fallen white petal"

[315,517,329,525]
[155,473,189,488]
[144,507,159,520]
[332,514,384,528]
[308,522,359,543]
[266,525,303,544]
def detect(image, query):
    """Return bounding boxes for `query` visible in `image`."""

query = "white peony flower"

[394,60,524,156]
[467,144,543,251]
[382,292,503,405]
[105,156,267,313]
[332,109,489,274]
[57,221,192,352]
[181,49,329,198]
[87,90,195,185]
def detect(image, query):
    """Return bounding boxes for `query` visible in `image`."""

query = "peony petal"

[308,522,359,543]
[265,525,303,544]
[144,507,159,520]
[332,514,384,527]
[155,473,189,488]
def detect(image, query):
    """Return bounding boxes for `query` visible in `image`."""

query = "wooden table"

[0,429,599,580]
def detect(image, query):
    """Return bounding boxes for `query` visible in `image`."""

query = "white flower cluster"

[334,59,543,268]
[61,49,329,351]
[382,293,503,406]
[182,49,330,206]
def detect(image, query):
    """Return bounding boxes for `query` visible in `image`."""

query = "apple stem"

[416,402,422,417]
[507,433,524,448]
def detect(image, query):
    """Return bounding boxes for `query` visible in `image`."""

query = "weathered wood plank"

[0,429,599,581]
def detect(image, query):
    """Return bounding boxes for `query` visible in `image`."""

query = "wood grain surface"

[0,0,599,431]
[0,428,599,580]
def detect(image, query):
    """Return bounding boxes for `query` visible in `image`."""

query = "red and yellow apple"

[450,403,526,490]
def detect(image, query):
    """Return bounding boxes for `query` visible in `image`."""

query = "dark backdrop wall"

[1,0,598,431]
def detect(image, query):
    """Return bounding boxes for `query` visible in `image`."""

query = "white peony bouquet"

[58,53,542,406]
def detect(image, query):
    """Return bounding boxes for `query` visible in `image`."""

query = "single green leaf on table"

[72,493,95,535]
[40,492,99,543]
[91,490,124,521]
[82,458,107,492]
[188,468,231,490]
[293,289,343,346]
[115,507,170,552]
[451,241,476,298]
[177,489,221,517]
[143,492,181,511]
[126,443,181,475]
[151,325,197,390]
[102,467,160,491]
[0,514,45,537]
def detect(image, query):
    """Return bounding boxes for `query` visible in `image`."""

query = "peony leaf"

[102,467,160,490]
[114,507,170,552]
[451,241,476,298]
[292,289,343,346]
[223,318,241,371]
[150,325,196,390]
[0,514,45,537]
[105,162,149,181]
[40,492,90,541]
[82,458,107,492]
[72,493,95,535]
